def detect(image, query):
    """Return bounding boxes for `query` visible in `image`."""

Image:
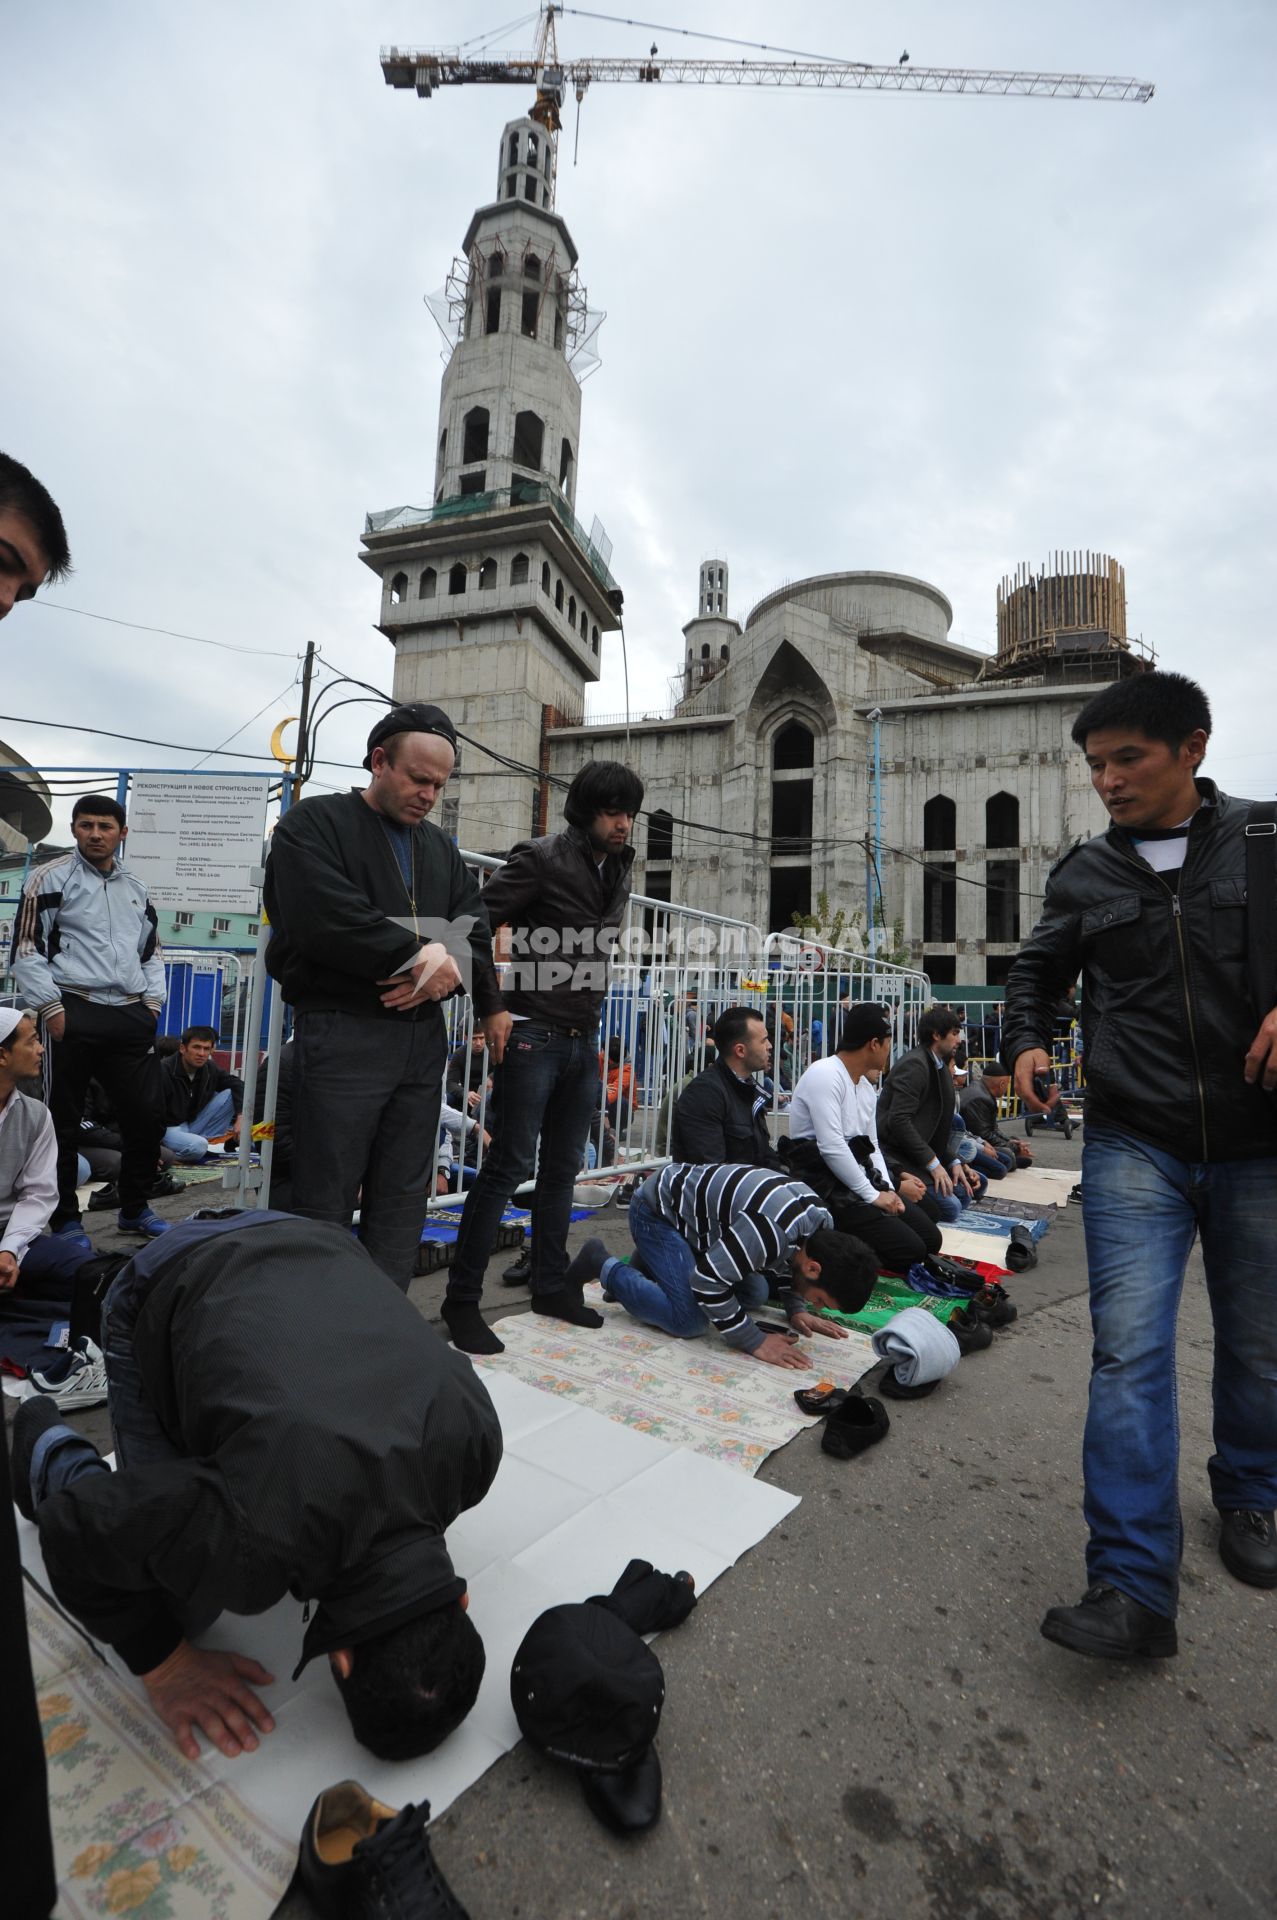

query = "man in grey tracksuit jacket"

[11,797,166,1233]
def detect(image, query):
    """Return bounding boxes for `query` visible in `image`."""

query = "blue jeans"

[604,1195,768,1338]
[1081,1126,1277,1618]
[448,1023,600,1301]
[162,1088,236,1162]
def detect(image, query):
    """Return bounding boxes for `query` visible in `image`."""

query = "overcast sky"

[6,1,1275,846]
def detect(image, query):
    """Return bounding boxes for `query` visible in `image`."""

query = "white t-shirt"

[788,1055,891,1203]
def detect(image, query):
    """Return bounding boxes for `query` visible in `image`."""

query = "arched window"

[438,428,446,465]
[554,309,564,350]
[559,436,574,492]
[504,174,517,199]
[448,563,467,596]
[524,252,541,278]
[462,407,489,464]
[568,594,576,625]
[720,644,730,660]
[541,561,551,593]
[478,557,497,591]
[513,410,544,470]
[580,610,588,641]
[700,643,710,660]
[523,175,537,203]
[647,809,674,862]
[527,132,538,166]
[591,624,599,653]
[511,551,530,585]
[418,567,436,600]
[773,721,815,769]
[389,572,407,604]
[986,791,1020,847]
[486,288,501,333]
[923,795,956,851]
[507,133,518,167]
[488,251,504,278]
[554,579,564,611]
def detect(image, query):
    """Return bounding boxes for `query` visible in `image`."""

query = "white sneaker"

[29,1338,109,1411]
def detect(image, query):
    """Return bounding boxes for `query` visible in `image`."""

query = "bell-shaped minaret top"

[496,116,557,213]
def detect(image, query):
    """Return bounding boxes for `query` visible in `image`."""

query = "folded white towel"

[871,1306,961,1386]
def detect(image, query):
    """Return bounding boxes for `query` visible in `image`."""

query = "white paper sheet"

[18,1368,797,1838]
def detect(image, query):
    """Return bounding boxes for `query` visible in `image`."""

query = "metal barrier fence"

[237,860,935,1211]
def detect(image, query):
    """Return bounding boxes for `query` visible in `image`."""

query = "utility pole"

[291,641,317,806]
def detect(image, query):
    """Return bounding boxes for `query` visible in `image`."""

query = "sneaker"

[146,1170,183,1199]
[86,1182,121,1212]
[500,1249,532,1287]
[51,1219,90,1246]
[116,1207,170,1238]
[1041,1583,1177,1660]
[29,1338,109,1411]
[286,1781,470,1919]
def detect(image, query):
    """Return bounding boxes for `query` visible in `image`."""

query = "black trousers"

[49,999,164,1226]
[290,1009,446,1290]
[784,1138,942,1274]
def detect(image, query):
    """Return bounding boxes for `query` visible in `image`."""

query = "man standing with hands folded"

[264,703,504,1289]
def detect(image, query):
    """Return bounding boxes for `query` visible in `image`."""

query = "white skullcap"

[0,1008,30,1046]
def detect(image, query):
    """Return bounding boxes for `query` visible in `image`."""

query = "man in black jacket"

[442,760,642,1354]
[13,1213,501,1763]
[159,1024,243,1160]
[671,1005,783,1170]
[1003,671,1277,1661]
[263,703,504,1287]
[875,1006,982,1221]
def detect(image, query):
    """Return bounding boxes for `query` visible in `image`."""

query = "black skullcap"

[363,702,458,771]
[510,1601,664,1773]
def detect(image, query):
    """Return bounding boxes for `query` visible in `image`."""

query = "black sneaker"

[146,1170,184,1199]
[86,1181,121,1212]
[283,1781,470,1918]
[1218,1509,1277,1589]
[500,1249,532,1287]
[1041,1583,1177,1660]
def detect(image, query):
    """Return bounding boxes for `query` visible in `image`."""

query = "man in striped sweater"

[568,1164,877,1368]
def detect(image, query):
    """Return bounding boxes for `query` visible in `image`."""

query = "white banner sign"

[126,775,270,913]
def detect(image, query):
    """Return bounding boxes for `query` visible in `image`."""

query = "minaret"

[361,115,621,856]
[679,558,739,702]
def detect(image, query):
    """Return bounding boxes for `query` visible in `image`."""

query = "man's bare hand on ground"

[751,1332,813,1370]
[788,1311,849,1342]
[1243,1007,1277,1093]
[142,1642,275,1761]
[378,942,462,1010]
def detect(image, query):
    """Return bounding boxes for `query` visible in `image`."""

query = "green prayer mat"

[817,1276,963,1334]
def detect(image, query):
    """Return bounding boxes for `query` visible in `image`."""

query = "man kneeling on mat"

[12,1212,500,1763]
[566,1164,878,1370]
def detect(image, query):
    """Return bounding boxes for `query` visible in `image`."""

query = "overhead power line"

[29,598,302,661]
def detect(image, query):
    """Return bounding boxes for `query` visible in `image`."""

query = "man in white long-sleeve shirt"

[787,1004,944,1275]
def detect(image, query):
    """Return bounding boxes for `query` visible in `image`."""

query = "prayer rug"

[18,1371,798,1893]
[26,1579,295,1918]
[988,1168,1076,1208]
[479,1288,879,1474]
[819,1275,964,1335]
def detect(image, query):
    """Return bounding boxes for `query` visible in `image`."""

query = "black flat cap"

[364,702,458,770]
[510,1601,664,1773]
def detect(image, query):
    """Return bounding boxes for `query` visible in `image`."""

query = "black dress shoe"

[821,1394,890,1459]
[1041,1583,1177,1660]
[501,1250,532,1286]
[577,1745,662,1835]
[281,1781,470,1918]
[1218,1509,1277,1589]
[947,1307,994,1355]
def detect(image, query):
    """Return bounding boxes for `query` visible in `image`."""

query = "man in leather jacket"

[671,1006,784,1170]
[442,761,643,1355]
[1003,671,1277,1661]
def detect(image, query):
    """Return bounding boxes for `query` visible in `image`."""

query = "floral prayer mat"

[27,1579,294,1919]
[480,1289,879,1474]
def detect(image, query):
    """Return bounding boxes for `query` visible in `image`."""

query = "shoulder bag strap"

[1244,800,1277,1019]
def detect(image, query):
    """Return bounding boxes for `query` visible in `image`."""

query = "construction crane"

[381,5,1154,133]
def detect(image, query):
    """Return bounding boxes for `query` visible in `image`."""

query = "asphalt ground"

[11,1128,1277,1920]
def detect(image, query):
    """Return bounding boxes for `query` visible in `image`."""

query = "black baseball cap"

[510,1601,664,1773]
[363,702,458,770]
